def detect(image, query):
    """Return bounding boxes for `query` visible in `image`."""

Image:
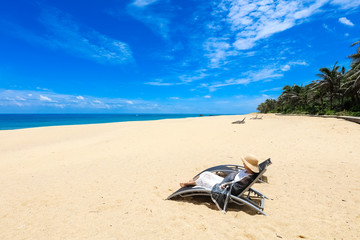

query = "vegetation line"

[274,113,360,124]
[257,40,360,117]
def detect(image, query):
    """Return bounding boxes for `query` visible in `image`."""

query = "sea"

[0,114,207,130]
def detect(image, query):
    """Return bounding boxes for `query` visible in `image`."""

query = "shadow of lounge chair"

[232,117,246,124]
[167,158,271,215]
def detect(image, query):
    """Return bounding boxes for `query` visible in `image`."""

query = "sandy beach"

[1,114,359,240]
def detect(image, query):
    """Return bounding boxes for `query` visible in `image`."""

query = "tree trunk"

[320,97,324,110]
[330,95,333,110]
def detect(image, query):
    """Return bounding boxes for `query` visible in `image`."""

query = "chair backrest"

[235,158,271,196]
[259,158,272,172]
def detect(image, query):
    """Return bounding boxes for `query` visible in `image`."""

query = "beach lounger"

[232,117,246,124]
[167,158,271,215]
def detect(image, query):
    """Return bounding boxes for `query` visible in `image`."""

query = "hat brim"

[242,158,260,173]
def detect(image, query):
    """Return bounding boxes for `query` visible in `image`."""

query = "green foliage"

[257,39,360,116]
[336,110,360,116]
[325,110,336,115]
[257,98,278,113]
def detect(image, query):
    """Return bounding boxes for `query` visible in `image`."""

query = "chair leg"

[249,188,270,200]
[230,196,267,216]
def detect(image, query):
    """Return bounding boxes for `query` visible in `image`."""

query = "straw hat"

[241,154,260,173]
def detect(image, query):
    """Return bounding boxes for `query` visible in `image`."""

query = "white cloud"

[330,0,360,9]
[201,78,249,92]
[0,8,132,65]
[197,0,341,67]
[127,0,170,39]
[169,97,179,100]
[233,39,256,50]
[54,104,65,109]
[290,60,308,66]
[201,68,283,92]
[215,0,328,51]
[145,80,176,86]
[203,38,237,67]
[338,17,354,26]
[281,65,291,71]
[146,69,209,86]
[15,102,24,107]
[323,23,334,32]
[281,60,308,71]
[132,0,159,7]
[193,0,360,70]
[247,68,283,81]
[179,70,208,83]
[0,88,277,114]
[204,95,211,98]
[261,87,283,93]
[0,89,149,111]
[16,96,26,101]
[16,7,134,65]
[36,86,50,91]
[39,95,53,102]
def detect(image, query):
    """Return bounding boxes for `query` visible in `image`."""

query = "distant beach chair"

[167,158,271,215]
[250,115,263,120]
[232,117,246,124]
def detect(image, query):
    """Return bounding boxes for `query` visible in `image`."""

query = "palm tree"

[277,85,292,112]
[291,84,302,108]
[257,99,277,113]
[278,84,304,111]
[315,62,342,110]
[299,84,311,110]
[306,81,323,113]
[345,40,360,104]
[338,66,347,110]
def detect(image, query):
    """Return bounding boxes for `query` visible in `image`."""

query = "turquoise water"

[0,114,206,130]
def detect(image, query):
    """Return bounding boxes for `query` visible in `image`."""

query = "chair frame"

[232,117,246,124]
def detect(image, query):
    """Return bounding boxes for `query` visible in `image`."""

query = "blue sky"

[0,0,359,114]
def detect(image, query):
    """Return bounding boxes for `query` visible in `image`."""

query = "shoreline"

[1,114,359,239]
[0,113,223,131]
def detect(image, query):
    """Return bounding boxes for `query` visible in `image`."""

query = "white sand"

[1,114,359,239]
